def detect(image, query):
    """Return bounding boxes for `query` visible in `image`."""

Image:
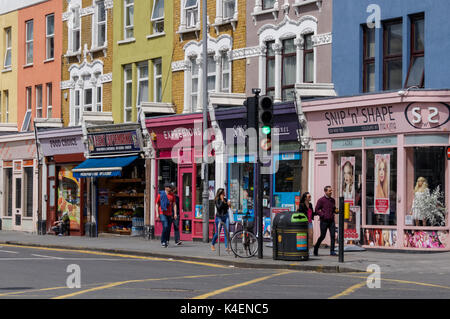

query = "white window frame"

[4,90,8,122]
[153,59,162,102]
[46,83,52,118]
[151,0,165,34]
[4,27,12,69]
[73,88,81,126]
[25,20,33,65]
[137,63,149,110]
[124,65,133,123]
[46,14,55,60]
[96,85,102,112]
[22,87,33,131]
[207,54,217,93]
[83,85,93,112]
[36,85,43,118]
[221,52,231,93]
[70,7,81,53]
[93,0,107,48]
[124,0,134,39]
[185,0,199,28]
[222,0,236,20]
[190,57,199,111]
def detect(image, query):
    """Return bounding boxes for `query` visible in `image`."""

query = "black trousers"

[314,220,336,253]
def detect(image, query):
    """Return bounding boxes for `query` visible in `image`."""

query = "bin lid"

[273,211,308,228]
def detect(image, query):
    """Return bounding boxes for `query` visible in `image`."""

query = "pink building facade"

[17,0,62,131]
[303,90,450,251]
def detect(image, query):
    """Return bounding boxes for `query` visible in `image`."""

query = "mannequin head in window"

[414,177,428,193]
[375,157,388,198]
[341,161,354,199]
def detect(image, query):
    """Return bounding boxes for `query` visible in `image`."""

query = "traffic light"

[258,95,273,151]
[244,96,258,131]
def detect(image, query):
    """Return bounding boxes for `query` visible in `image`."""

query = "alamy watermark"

[366,264,381,289]
[66,264,81,289]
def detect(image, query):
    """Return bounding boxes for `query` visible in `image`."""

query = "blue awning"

[73,156,139,178]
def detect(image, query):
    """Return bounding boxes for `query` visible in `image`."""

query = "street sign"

[260,138,272,151]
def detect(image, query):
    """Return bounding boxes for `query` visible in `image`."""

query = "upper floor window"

[153,59,162,102]
[221,52,231,93]
[303,33,314,83]
[405,14,424,88]
[282,38,296,101]
[124,0,134,39]
[46,83,53,118]
[36,85,43,118]
[383,19,403,91]
[137,63,149,108]
[223,0,236,20]
[266,40,275,99]
[22,87,32,131]
[4,28,12,68]
[262,0,275,10]
[25,20,33,65]
[190,57,199,110]
[151,0,164,34]
[124,65,133,122]
[46,14,55,60]
[185,0,199,28]
[68,6,81,53]
[94,0,107,47]
[363,26,376,93]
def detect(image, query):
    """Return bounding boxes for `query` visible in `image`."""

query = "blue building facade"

[332,0,450,96]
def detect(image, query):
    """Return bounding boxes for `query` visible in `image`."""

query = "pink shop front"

[303,90,450,251]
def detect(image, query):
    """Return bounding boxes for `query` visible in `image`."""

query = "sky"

[0,0,48,15]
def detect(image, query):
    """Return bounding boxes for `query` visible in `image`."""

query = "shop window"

[335,151,363,209]
[24,167,33,218]
[157,159,177,191]
[3,168,12,216]
[406,147,446,227]
[229,161,255,215]
[195,164,215,220]
[274,158,300,193]
[58,166,81,231]
[366,149,397,226]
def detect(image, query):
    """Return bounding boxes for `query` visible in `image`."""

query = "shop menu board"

[58,166,81,231]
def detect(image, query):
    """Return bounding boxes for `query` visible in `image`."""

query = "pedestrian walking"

[155,182,176,248]
[211,188,231,252]
[297,192,315,252]
[313,186,338,256]
[170,183,182,245]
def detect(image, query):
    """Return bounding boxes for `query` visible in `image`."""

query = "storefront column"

[397,134,406,249]
[213,140,226,191]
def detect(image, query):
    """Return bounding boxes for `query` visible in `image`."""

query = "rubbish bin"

[272,211,309,261]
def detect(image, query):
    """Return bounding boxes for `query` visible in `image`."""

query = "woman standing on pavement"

[211,188,231,252]
[298,192,315,252]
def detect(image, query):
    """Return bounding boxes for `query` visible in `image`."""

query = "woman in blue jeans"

[211,188,231,252]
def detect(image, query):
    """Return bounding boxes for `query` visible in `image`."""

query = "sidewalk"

[1,230,450,274]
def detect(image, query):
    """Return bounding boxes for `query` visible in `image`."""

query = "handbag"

[228,208,235,224]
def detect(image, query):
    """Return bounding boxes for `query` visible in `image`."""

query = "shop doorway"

[13,176,22,231]
[179,167,193,241]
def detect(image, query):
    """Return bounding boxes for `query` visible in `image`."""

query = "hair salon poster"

[340,157,355,206]
[374,154,390,215]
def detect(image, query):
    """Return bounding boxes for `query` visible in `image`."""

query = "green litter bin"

[272,211,309,261]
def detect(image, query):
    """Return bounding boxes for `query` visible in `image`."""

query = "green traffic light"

[262,126,271,135]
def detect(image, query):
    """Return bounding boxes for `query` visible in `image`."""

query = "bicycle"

[230,212,258,258]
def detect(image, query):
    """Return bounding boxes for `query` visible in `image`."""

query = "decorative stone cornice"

[172,60,189,72]
[312,32,332,47]
[229,46,261,60]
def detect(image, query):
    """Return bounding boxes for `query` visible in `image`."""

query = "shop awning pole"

[201,0,209,243]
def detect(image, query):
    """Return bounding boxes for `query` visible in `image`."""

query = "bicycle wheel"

[230,231,258,258]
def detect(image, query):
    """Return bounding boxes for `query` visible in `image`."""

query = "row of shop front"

[0,90,449,251]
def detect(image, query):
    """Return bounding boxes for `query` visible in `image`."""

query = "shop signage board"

[87,130,142,156]
[40,135,85,156]
[305,102,450,139]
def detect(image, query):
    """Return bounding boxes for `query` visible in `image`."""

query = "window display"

[335,151,362,209]
[195,163,215,220]
[58,165,81,231]
[229,161,254,215]
[366,149,397,226]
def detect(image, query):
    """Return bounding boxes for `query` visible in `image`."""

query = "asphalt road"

[1,244,450,301]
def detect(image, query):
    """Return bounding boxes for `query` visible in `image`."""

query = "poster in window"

[340,157,355,206]
[344,206,360,243]
[374,154,390,215]
[58,166,81,231]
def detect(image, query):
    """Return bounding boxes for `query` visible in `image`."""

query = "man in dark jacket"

[313,186,338,256]
[171,183,182,245]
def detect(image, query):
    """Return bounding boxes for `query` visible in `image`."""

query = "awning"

[72,156,138,178]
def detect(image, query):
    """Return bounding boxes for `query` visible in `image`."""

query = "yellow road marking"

[0,286,68,297]
[192,270,295,299]
[338,274,450,290]
[329,281,367,299]
[53,274,234,299]
[0,243,228,269]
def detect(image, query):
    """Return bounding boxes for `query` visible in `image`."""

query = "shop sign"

[87,130,142,156]
[40,136,85,156]
[405,102,450,130]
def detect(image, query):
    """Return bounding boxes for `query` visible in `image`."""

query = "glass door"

[178,167,193,241]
